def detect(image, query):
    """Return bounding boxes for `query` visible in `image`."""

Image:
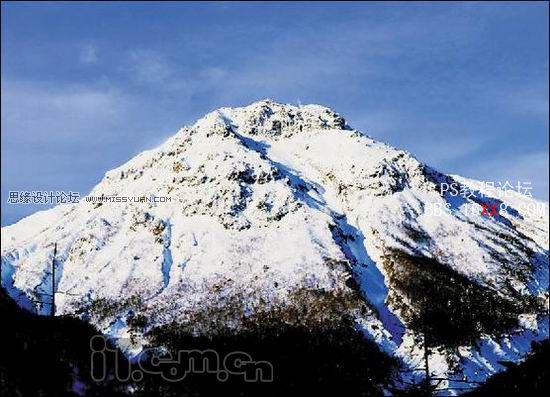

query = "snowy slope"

[1,100,548,394]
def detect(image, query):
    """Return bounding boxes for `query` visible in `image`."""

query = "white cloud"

[124,50,173,85]
[501,87,549,119]
[1,80,130,144]
[79,44,98,64]
[199,66,227,82]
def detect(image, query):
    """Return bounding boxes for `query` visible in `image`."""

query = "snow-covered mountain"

[1,100,548,393]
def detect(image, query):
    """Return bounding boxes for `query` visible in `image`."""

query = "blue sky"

[1,1,548,226]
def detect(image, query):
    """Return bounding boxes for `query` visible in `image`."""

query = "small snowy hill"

[1,99,548,393]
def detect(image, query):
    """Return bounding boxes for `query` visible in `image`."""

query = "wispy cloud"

[79,44,98,64]
[500,85,549,119]
[123,50,173,85]
[1,80,129,145]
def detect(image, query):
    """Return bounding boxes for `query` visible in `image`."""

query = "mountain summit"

[2,100,548,392]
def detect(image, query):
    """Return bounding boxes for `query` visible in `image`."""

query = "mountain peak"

[193,99,348,140]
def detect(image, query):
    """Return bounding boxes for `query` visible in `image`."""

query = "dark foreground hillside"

[0,288,129,397]
[1,287,547,397]
[0,288,396,396]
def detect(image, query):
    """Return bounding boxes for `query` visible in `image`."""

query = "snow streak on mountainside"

[1,100,548,394]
